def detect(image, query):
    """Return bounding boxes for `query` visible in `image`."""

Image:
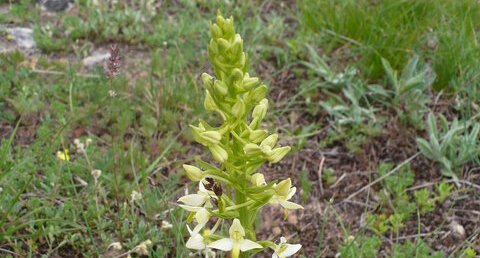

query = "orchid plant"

[178,12,303,258]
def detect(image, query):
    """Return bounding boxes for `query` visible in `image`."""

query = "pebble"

[5,27,36,49]
[83,52,110,67]
[449,220,466,239]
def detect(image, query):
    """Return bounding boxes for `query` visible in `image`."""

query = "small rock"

[449,220,466,239]
[6,27,36,49]
[83,52,110,67]
[39,0,74,12]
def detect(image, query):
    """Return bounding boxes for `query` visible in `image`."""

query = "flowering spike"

[181,12,302,257]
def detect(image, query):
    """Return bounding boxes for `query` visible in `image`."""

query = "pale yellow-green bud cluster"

[190,12,290,165]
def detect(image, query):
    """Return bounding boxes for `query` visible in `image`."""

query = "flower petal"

[279,200,303,210]
[239,239,262,251]
[195,208,211,225]
[186,233,206,250]
[209,238,234,251]
[286,187,297,200]
[281,244,302,257]
[178,194,207,207]
[178,204,202,212]
[199,181,208,193]
[229,219,245,238]
[193,223,205,234]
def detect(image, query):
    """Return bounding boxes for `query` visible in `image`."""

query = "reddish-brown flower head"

[105,44,121,78]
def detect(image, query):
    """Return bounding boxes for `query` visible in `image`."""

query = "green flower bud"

[231,68,243,82]
[260,133,278,148]
[183,164,204,181]
[231,34,243,58]
[223,17,235,37]
[202,73,214,90]
[243,143,263,156]
[252,99,268,121]
[190,124,206,144]
[214,80,228,96]
[246,85,267,105]
[211,24,222,38]
[208,40,219,56]
[232,99,245,118]
[238,52,246,68]
[217,38,230,51]
[209,144,228,163]
[267,146,291,163]
[249,130,268,143]
[275,178,292,197]
[216,12,225,28]
[233,80,245,92]
[251,173,266,186]
[200,131,222,145]
[243,75,260,90]
[204,90,217,112]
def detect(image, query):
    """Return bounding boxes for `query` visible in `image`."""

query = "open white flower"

[208,219,262,258]
[178,181,215,232]
[269,179,303,210]
[130,190,143,203]
[178,181,215,212]
[186,225,208,250]
[272,237,301,258]
[186,226,216,258]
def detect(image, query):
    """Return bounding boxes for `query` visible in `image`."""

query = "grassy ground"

[0,0,479,257]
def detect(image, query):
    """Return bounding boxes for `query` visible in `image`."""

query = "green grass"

[298,0,480,91]
[0,49,191,256]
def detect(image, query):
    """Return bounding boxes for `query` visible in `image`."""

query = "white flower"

[91,169,102,184]
[74,138,84,151]
[208,219,262,258]
[178,182,217,233]
[133,240,152,255]
[186,225,208,250]
[161,220,173,229]
[130,190,143,203]
[186,226,216,258]
[269,179,303,210]
[107,241,122,251]
[272,237,301,258]
[178,181,214,212]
